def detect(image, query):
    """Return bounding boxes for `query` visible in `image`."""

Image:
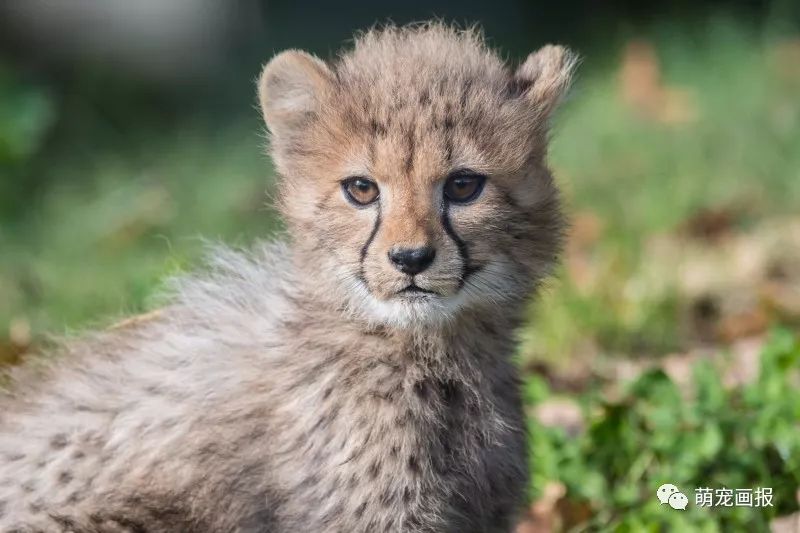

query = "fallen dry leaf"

[534,398,584,437]
[516,482,569,533]
[723,335,765,388]
[762,281,800,322]
[717,307,770,343]
[619,40,697,124]
[682,206,739,242]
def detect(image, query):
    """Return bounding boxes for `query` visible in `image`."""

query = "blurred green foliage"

[0,65,54,164]
[527,328,800,530]
[0,123,278,339]
[0,64,56,216]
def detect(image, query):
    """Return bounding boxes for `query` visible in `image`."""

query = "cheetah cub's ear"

[514,45,579,120]
[258,50,333,136]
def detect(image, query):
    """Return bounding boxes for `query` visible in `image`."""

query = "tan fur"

[0,23,576,532]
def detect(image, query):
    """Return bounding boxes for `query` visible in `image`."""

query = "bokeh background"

[1,1,799,530]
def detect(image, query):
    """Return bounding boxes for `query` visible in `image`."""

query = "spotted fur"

[0,23,576,532]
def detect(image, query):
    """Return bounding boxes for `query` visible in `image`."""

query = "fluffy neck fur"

[166,241,529,531]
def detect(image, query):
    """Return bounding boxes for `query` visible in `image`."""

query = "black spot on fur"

[379,488,395,507]
[369,119,387,136]
[443,133,454,163]
[369,389,396,403]
[407,454,419,475]
[50,433,68,450]
[368,460,381,479]
[310,411,333,433]
[364,325,390,338]
[439,380,461,405]
[460,78,474,110]
[355,501,367,517]
[48,514,80,530]
[506,76,534,99]
[418,89,431,106]
[413,380,429,400]
[100,514,150,533]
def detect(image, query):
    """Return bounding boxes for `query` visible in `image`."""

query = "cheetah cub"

[0,23,576,532]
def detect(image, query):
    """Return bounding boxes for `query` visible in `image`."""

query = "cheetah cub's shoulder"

[0,23,576,533]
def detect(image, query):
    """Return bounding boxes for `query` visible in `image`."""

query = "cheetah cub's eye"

[443,170,487,203]
[342,177,380,206]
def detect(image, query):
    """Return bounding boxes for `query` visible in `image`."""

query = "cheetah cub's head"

[258,24,577,327]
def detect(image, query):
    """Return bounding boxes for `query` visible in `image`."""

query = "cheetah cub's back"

[0,23,576,533]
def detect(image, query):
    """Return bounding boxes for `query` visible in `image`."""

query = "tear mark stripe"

[358,206,382,288]
[440,199,480,288]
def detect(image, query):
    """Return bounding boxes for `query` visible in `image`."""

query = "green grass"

[525,328,800,531]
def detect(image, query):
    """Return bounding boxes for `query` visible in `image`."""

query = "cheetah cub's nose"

[388,246,436,275]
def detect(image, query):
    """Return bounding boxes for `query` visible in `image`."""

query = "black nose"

[388,246,436,275]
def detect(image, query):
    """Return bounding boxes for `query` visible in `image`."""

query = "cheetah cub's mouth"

[397,283,439,297]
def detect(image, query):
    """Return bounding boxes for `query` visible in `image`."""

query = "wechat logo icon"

[657,483,689,510]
